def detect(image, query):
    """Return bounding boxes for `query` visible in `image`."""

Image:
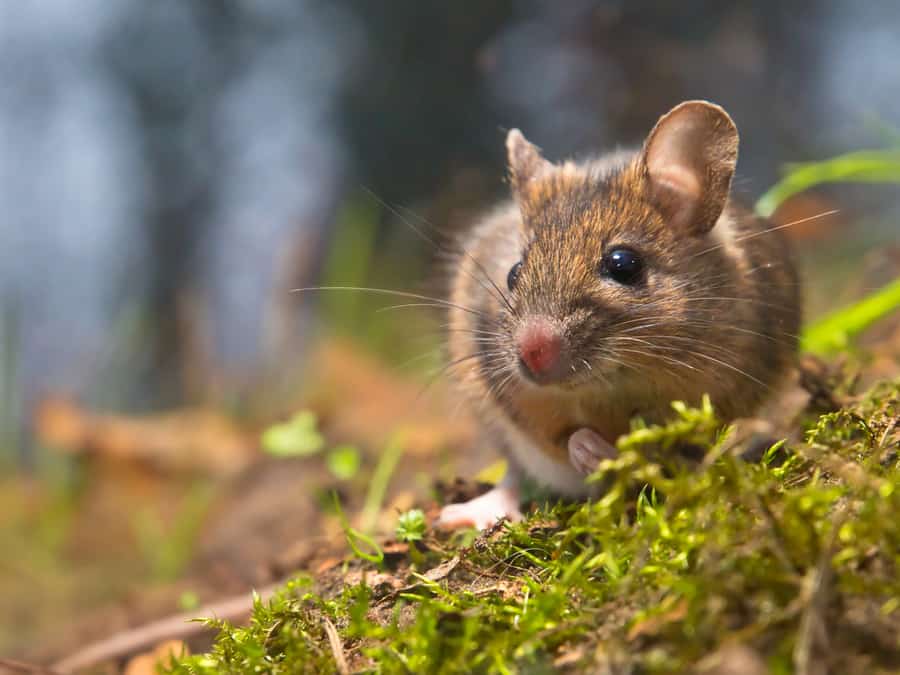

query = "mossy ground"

[165,374,899,674]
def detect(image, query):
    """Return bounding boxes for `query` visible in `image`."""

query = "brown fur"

[447,101,799,479]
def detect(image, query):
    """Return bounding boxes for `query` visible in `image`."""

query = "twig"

[752,492,801,575]
[53,583,280,674]
[793,511,844,675]
[321,617,349,675]
[877,417,896,449]
[0,658,62,675]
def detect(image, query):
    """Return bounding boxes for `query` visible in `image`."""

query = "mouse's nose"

[517,318,562,378]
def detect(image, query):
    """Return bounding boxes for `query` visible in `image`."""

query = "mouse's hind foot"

[436,480,522,531]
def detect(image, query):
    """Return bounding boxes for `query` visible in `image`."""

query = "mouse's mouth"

[516,357,570,386]
[515,352,594,391]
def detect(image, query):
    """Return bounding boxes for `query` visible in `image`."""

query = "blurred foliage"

[360,432,406,535]
[179,590,200,612]
[802,277,900,356]
[333,493,384,566]
[319,198,381,338]
[755,145,900,354]
[316,193,441,370]
[327,445,362,481]
[133,483,214,583]
[756,148,900,218]
[261,411,325,458]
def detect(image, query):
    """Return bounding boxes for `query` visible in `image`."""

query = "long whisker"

[613,346,700,373]
[364,187,517,315]
[486,368,518,404]
[614,336,755,371]
[439,325,507,338]
[678,296,795,311]
[691,209,838,259]
[375,302,458,313]
[588,350,646,376]
[291,286,486,318]
[617,322,799,342]
[670,347,771,389]
[414,349,507,403]
[427,350,504,382]
[402,208,518,317]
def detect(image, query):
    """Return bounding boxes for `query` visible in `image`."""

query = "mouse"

[437,100,800,530]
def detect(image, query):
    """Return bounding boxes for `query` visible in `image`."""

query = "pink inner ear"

[651,164,701,201]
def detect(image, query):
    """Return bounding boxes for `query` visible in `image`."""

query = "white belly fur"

[499,417,602,498]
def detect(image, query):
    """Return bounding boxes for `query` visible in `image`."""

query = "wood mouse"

[438,100,800,529]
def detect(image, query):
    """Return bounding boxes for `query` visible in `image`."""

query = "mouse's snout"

[516,317,566,381]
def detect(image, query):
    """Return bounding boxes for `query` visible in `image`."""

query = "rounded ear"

[641,100,739,234]
[506,129,552,195]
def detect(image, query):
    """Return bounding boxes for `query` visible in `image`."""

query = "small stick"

[0,658,63,675]
[53,584,280,674]
[321,617,350,675]
[793,511,843,675]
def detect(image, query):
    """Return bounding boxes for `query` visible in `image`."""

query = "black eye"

[600,248,644,285]
[507,261,523,291]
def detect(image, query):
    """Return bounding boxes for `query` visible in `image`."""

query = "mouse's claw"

[436,484,523,531]
[568,428,618,476]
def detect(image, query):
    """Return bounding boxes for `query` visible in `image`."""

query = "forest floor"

[11,305,894,675]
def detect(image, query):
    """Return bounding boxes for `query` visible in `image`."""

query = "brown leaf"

[34,398,256,476]
[422,555,461,583]
[626,599,688,641]
[123,640,189,675]
[693,644,768,675]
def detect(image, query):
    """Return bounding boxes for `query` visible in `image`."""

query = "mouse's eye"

[600,248,644,285]
[507,261,523,291]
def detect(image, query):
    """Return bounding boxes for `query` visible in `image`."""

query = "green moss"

[168,380,900,674]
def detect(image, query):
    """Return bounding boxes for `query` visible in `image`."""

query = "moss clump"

[167,380,900,674]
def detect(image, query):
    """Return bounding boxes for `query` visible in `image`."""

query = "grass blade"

[756,149,900,217]
[801,277,900,355]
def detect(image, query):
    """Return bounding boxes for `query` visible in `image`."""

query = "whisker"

[487,369,518,404]
[678,296,796,312]
[376,302,462,313]
[658,346,771,389]
[365,187,517,315]
[613,337,755,373]
[414,350,507,403]
[438,323,507,338]
[291,285,486,318]
[691,209,838,259]
[613,346,699,373]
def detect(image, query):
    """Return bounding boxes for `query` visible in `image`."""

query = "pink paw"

[568,428,618,476]
[437,485,523,530]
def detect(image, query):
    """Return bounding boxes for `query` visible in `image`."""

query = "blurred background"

[1,0,899,664]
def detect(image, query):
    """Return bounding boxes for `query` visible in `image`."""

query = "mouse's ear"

[641,101,738,235]
[507,129,552,195]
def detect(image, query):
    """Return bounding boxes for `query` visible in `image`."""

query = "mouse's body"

[439,101,800,529]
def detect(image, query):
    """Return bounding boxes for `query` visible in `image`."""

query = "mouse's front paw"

[568,428,618,476]
[436,485,523,531]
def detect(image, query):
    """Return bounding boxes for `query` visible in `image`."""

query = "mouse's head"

[496,100,741,390]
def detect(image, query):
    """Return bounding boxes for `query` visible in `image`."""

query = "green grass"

[316,192,438,368]
[802,277,900,356]
[755,148,900,218]
[167,380,900,674]
[759,145,900,353]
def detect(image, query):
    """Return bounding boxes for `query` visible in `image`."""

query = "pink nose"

[517,319,562,376]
